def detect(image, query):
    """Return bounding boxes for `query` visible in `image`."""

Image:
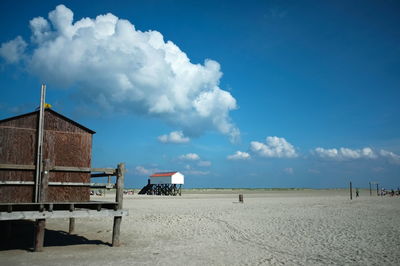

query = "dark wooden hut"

[0,108,95,203]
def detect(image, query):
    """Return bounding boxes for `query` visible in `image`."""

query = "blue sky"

[1,0,399,189]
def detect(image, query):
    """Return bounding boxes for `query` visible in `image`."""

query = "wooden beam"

[0,164,35,170]
[92,168,116,175]
[52,166,115,175]
[0,164,115,175]
[52,166,91,172]
[0,181,35,185]
[0,181,115,188]
[0,209,127,221]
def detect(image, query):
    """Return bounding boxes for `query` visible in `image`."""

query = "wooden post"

[115,163,125,210]
[369,182,372,196]
[68,203,75,234]
[350,181,353,200]
[69,218,75,234]
[239,194,244,203]
[34,158,50,252]
[112,163,125,247]
[34,219,46,252]
[112,216,122,247]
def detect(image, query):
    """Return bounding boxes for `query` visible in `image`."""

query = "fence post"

[350,181,353,200]
[112,163,125,247]
[239,194,244,203]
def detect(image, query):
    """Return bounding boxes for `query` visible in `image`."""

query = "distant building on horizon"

[149,171,184,185]
[138,171,184,196]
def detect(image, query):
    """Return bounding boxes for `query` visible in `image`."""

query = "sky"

[0,0,399,189]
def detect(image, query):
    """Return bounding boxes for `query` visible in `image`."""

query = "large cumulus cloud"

[0,5,239,141]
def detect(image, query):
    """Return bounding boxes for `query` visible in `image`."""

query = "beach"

[1,190,399,265]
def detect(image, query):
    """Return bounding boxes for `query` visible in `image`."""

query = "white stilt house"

[150,172,184,185]
[138,172,184,196]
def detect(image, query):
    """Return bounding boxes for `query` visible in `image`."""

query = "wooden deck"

[0,163,128,251]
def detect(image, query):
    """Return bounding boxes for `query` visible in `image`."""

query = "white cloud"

[179,153,200,161]
[0,36,27,63]
[380,149,400,164]
[250,136,298,158]
[135,166,151,175]
[314,147,338,159]
[135,165,168,176]
[227,151,251,160]
[158,131,190,144]
[198,160,212,167]
[1,5,239,142]
[314,147,377,160]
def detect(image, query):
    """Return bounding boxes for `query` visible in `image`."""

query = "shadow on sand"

[0,220,110,251]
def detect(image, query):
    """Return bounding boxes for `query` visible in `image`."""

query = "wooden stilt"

[112,216,122,246]
[69,218,75,234]
[34,219,46,252]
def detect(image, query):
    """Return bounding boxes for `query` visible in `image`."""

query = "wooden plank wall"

[0,110,93,203]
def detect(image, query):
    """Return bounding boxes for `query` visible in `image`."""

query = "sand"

[1,190,400,265]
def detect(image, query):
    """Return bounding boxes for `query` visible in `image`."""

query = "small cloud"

[135,166,151,175]
[158,131,190,144]
[179,153,200,161]
[250,136,298,158]
[314,147,377,160]
[135,165,163,176]
[227,151,251,160]
[198,160,211,167]
[380,149,400,164]
[283,167,293,174]
[0,36,27,63]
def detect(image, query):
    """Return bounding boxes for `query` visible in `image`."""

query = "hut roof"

[0,108,96,134]
[150,172,178,177]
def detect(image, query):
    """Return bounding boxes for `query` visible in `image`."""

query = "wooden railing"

[0,162,126,251]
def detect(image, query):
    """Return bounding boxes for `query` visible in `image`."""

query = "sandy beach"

[1,190,399,265]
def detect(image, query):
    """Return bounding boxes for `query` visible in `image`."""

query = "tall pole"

[376,183,379,196]
[34,84,46,203]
